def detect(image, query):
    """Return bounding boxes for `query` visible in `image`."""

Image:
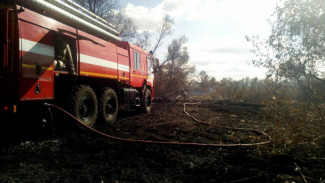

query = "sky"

[119,0,279,80]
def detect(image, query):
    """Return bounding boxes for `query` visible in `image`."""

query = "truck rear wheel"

[99,88,118,125]
[142,88,152,114]
[71,85,98,127]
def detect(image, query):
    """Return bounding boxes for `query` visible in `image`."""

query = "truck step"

[135,97,141,106]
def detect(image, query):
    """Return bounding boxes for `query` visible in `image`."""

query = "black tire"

[71,85,98,127]
[99,88,118,125]
[142,88,152,114]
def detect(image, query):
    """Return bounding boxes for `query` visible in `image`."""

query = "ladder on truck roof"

[64,0,116,29]
[16,0,121,42]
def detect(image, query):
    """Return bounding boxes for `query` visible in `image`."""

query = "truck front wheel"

[71,85,98,127]
[142,88,152,114]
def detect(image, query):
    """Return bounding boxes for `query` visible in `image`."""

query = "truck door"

[130,48,146,87]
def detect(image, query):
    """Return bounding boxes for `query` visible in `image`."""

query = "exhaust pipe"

[16,0,121,42]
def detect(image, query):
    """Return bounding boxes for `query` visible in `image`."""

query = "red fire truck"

[0,0,154,127]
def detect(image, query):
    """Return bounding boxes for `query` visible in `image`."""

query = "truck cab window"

[134,51,140,70]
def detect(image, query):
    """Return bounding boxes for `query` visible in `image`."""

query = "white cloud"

[157,0,202,18]
[183,0,278,80]
[123,0,277,34]
[186,0,276,21]
[123,4,161,32]
[188,35,267,80]
[189,36,253,61]
[122,0,278,80]
[186,0,276,36]
[123,0,203,32]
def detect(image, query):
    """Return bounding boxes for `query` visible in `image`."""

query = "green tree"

[247,0,325,120]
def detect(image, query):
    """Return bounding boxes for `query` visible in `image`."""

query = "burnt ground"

[0,100,324,182]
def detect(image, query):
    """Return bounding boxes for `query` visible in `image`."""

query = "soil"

[0,100,324,182]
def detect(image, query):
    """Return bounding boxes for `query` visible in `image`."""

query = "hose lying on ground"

[45,102,271,147]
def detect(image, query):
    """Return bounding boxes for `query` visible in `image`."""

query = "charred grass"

[0,100,324,182]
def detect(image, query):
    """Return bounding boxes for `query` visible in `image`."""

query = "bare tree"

[72,0,120,19]
[155,36,195,96]
[151,15,174,57]
[135,31,152,51]
[154,35,187,71]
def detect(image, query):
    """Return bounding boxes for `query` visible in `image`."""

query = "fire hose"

[45,103,271,147]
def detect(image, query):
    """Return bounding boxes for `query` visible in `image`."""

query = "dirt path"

[0,100,324,182]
